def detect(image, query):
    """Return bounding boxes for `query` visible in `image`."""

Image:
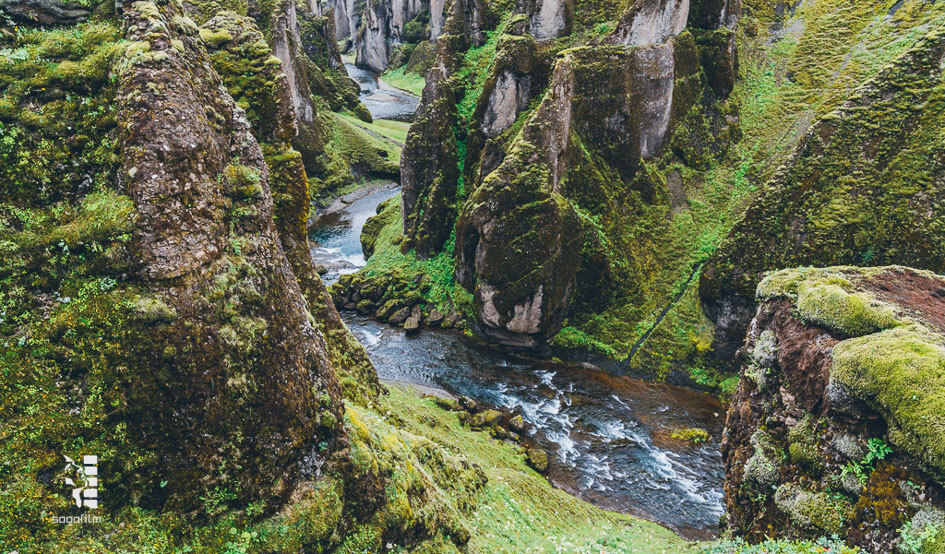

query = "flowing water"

[309,184,727,540]
[345,63,420,121]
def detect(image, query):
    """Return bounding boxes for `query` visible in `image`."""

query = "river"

[345,62,420,122]
[309,184,727,540]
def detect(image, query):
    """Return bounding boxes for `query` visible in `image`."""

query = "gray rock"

[389,306,411,324]
[424,307,445,326]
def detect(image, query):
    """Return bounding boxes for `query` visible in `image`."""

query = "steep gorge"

[5,0,945,551]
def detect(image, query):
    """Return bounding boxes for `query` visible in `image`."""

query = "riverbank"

[309,186,728,539]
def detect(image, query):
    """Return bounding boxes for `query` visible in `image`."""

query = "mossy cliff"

[358,0,739,354]
[701,18,945,362]
[0,1,707,552]
[198,8,381,402]
[338,0,945,387]
[722,266,945,553]
[0,0,351,538]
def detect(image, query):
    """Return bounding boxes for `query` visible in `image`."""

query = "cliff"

[0,0,349,521]
[701,23,945,362]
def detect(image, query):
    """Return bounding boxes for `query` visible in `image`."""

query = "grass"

[382,65,426,96]
[335,112,411,145]
[328,112,402,174]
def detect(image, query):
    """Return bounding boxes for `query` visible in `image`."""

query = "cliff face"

[701,26,945,362]
[118,0,349,512]
[0,0,388,528]
[393,0,740,348]
[723,266,945,553]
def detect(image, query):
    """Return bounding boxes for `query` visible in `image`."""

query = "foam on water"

[309,183,727,540]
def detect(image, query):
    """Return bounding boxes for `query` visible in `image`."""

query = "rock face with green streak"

[701,27,945,360]
[400,0,490,258]
[723,266,945,552]
[116,0,348,513]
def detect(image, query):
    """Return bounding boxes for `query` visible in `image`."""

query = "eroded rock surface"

[116,0,346,512]
[723,266,945,552]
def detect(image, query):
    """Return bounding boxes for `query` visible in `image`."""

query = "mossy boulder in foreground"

[723,266,945,553]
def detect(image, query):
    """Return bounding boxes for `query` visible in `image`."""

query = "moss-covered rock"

[723,265,945,552]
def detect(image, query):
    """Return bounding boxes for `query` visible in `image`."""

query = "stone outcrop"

[0,0,90,25]
[354,0,447,72]
[455,39,702,347]
[517,0,572,39]
[701,27,945,361]
[607,0,688,46]
[723,266,945,553]
[445,0,738,348]
[115,0,346,512]
[399,0,489,257]
[201,10,381,403]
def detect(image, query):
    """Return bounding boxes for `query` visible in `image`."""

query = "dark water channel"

[309,185,726,539]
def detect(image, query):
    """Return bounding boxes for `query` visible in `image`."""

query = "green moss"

[796,283,897,337]
[744,430,781,488]
[831,323,945,486]
[900,508,945,554]
[774,484,853,534]
[671,428,710,444]
[756,267,899,337]
[198,27,233,47]
[0,23,124,206]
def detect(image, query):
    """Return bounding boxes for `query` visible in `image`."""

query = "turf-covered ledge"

[757,267,903,338]
[755,266,945,486]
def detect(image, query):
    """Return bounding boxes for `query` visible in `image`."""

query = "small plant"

[842,438,892,484]
[899,518,942,554]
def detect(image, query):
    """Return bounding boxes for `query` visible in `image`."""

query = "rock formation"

[723,266,945,552]
[121,0,346,512]
[443,0,738,347]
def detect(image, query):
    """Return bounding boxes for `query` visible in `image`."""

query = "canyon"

[2,0,945,552]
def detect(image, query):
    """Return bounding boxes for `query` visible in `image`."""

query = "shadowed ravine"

[309,184,727,540]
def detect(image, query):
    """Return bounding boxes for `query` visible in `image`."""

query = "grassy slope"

[381,65,426,96]
[328,111,402,173]
[335,112,412,145]
[583,0,945,382]
[357,386,695,554]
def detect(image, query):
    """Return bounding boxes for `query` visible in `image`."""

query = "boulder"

[470,409,503,429]
[404,314,421,332]
[526,448,549,473]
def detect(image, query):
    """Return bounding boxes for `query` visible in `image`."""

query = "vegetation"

[382,65,426,96]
